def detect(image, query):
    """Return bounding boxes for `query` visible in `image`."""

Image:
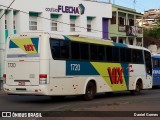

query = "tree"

[144,21,160,39]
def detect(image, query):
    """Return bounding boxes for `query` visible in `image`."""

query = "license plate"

[18,81,25,86]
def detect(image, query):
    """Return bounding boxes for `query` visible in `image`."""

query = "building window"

[118,17,125,26]
[111,12,116,24]
[13,11,17,30]
[51,14,60,31]
[129,19,134,26]
[136,38,142,46]
[119,39,123,43]
[29,12,39,30]
[111,37,117,42]
[13,20,16,29]
[87,17,93,32]
[5,10,8,29]
[5,20,7,29]
[129,38,133,45]
[70,16,77,32]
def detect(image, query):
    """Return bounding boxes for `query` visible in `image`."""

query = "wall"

[0,0,112,38]
[0,0,112,80]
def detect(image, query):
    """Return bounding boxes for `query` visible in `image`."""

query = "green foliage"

[144,22,160,39]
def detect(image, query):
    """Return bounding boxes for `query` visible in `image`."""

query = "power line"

[0,4,140,38]
[0,0,16,19]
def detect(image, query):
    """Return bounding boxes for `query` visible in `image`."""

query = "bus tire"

[83,81,96,101]
[130,81,142,95]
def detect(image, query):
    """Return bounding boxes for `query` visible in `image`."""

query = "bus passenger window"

[120,48,126,62]
[112,47,119,62]
[106,46,113,62]
[60,41,69,59]
[153,59,159,68]
[50,40,60,59]
[132,50,143,64]
[137,50,143,64]
[50,39,69,60]
[126,49,132,63]
[80,43,89,60]
[90,44,98,61]
[71,42,80,60]
[97,45,105,61]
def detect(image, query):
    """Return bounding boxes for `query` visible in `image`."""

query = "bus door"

[144,51,152,86]
[152,58,160,86]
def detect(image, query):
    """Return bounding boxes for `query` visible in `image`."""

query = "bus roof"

[152,54,160,58]
[9,32,150,52]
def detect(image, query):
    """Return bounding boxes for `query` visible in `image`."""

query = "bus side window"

[120,47,126,62]
[60,41,69,59]
[126,49,132,63]
[112,47,119,62]
[106,46,112,62]
[50,40,60,59]
[50,39,69,60]
[80,43,89,60]
[97,45,105,61]
[137,50,144,64]
[71,42,80,60]
[90,44,98,61]
[132,49,137,63]
[153,59,159,68]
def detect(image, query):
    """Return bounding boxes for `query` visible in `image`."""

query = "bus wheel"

[83,81,96,101]
[130,81,142,95]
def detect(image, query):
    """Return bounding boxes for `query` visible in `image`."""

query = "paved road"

[0,89,160,120]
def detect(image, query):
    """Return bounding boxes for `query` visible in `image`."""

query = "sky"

[98,0,160,13]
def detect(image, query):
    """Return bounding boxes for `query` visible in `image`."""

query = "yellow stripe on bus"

[91,62,127,91]
[11,38,37,54]
[66,36,114,46]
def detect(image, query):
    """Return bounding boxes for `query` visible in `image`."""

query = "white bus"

[3,32,152,100]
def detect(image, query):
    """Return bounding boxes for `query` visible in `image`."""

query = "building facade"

[108,5,143,46]
[143,9,160,28]
[0,0,112,80]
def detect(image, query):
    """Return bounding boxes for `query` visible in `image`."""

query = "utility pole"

[133,0,136,10]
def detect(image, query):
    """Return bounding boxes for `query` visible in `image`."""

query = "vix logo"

[24,44,34,51]
[108,67,124,84]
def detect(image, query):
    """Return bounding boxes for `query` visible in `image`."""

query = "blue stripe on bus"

[153,68,160,86]
[121,63,129,89]
[152,56,160,59]
[31,38,39,52]
[66,61,99,75]
[63,36,70,40]
[113,42,128,47]
[9,40,19,48]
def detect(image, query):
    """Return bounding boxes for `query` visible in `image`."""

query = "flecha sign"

[45,4,85,15]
